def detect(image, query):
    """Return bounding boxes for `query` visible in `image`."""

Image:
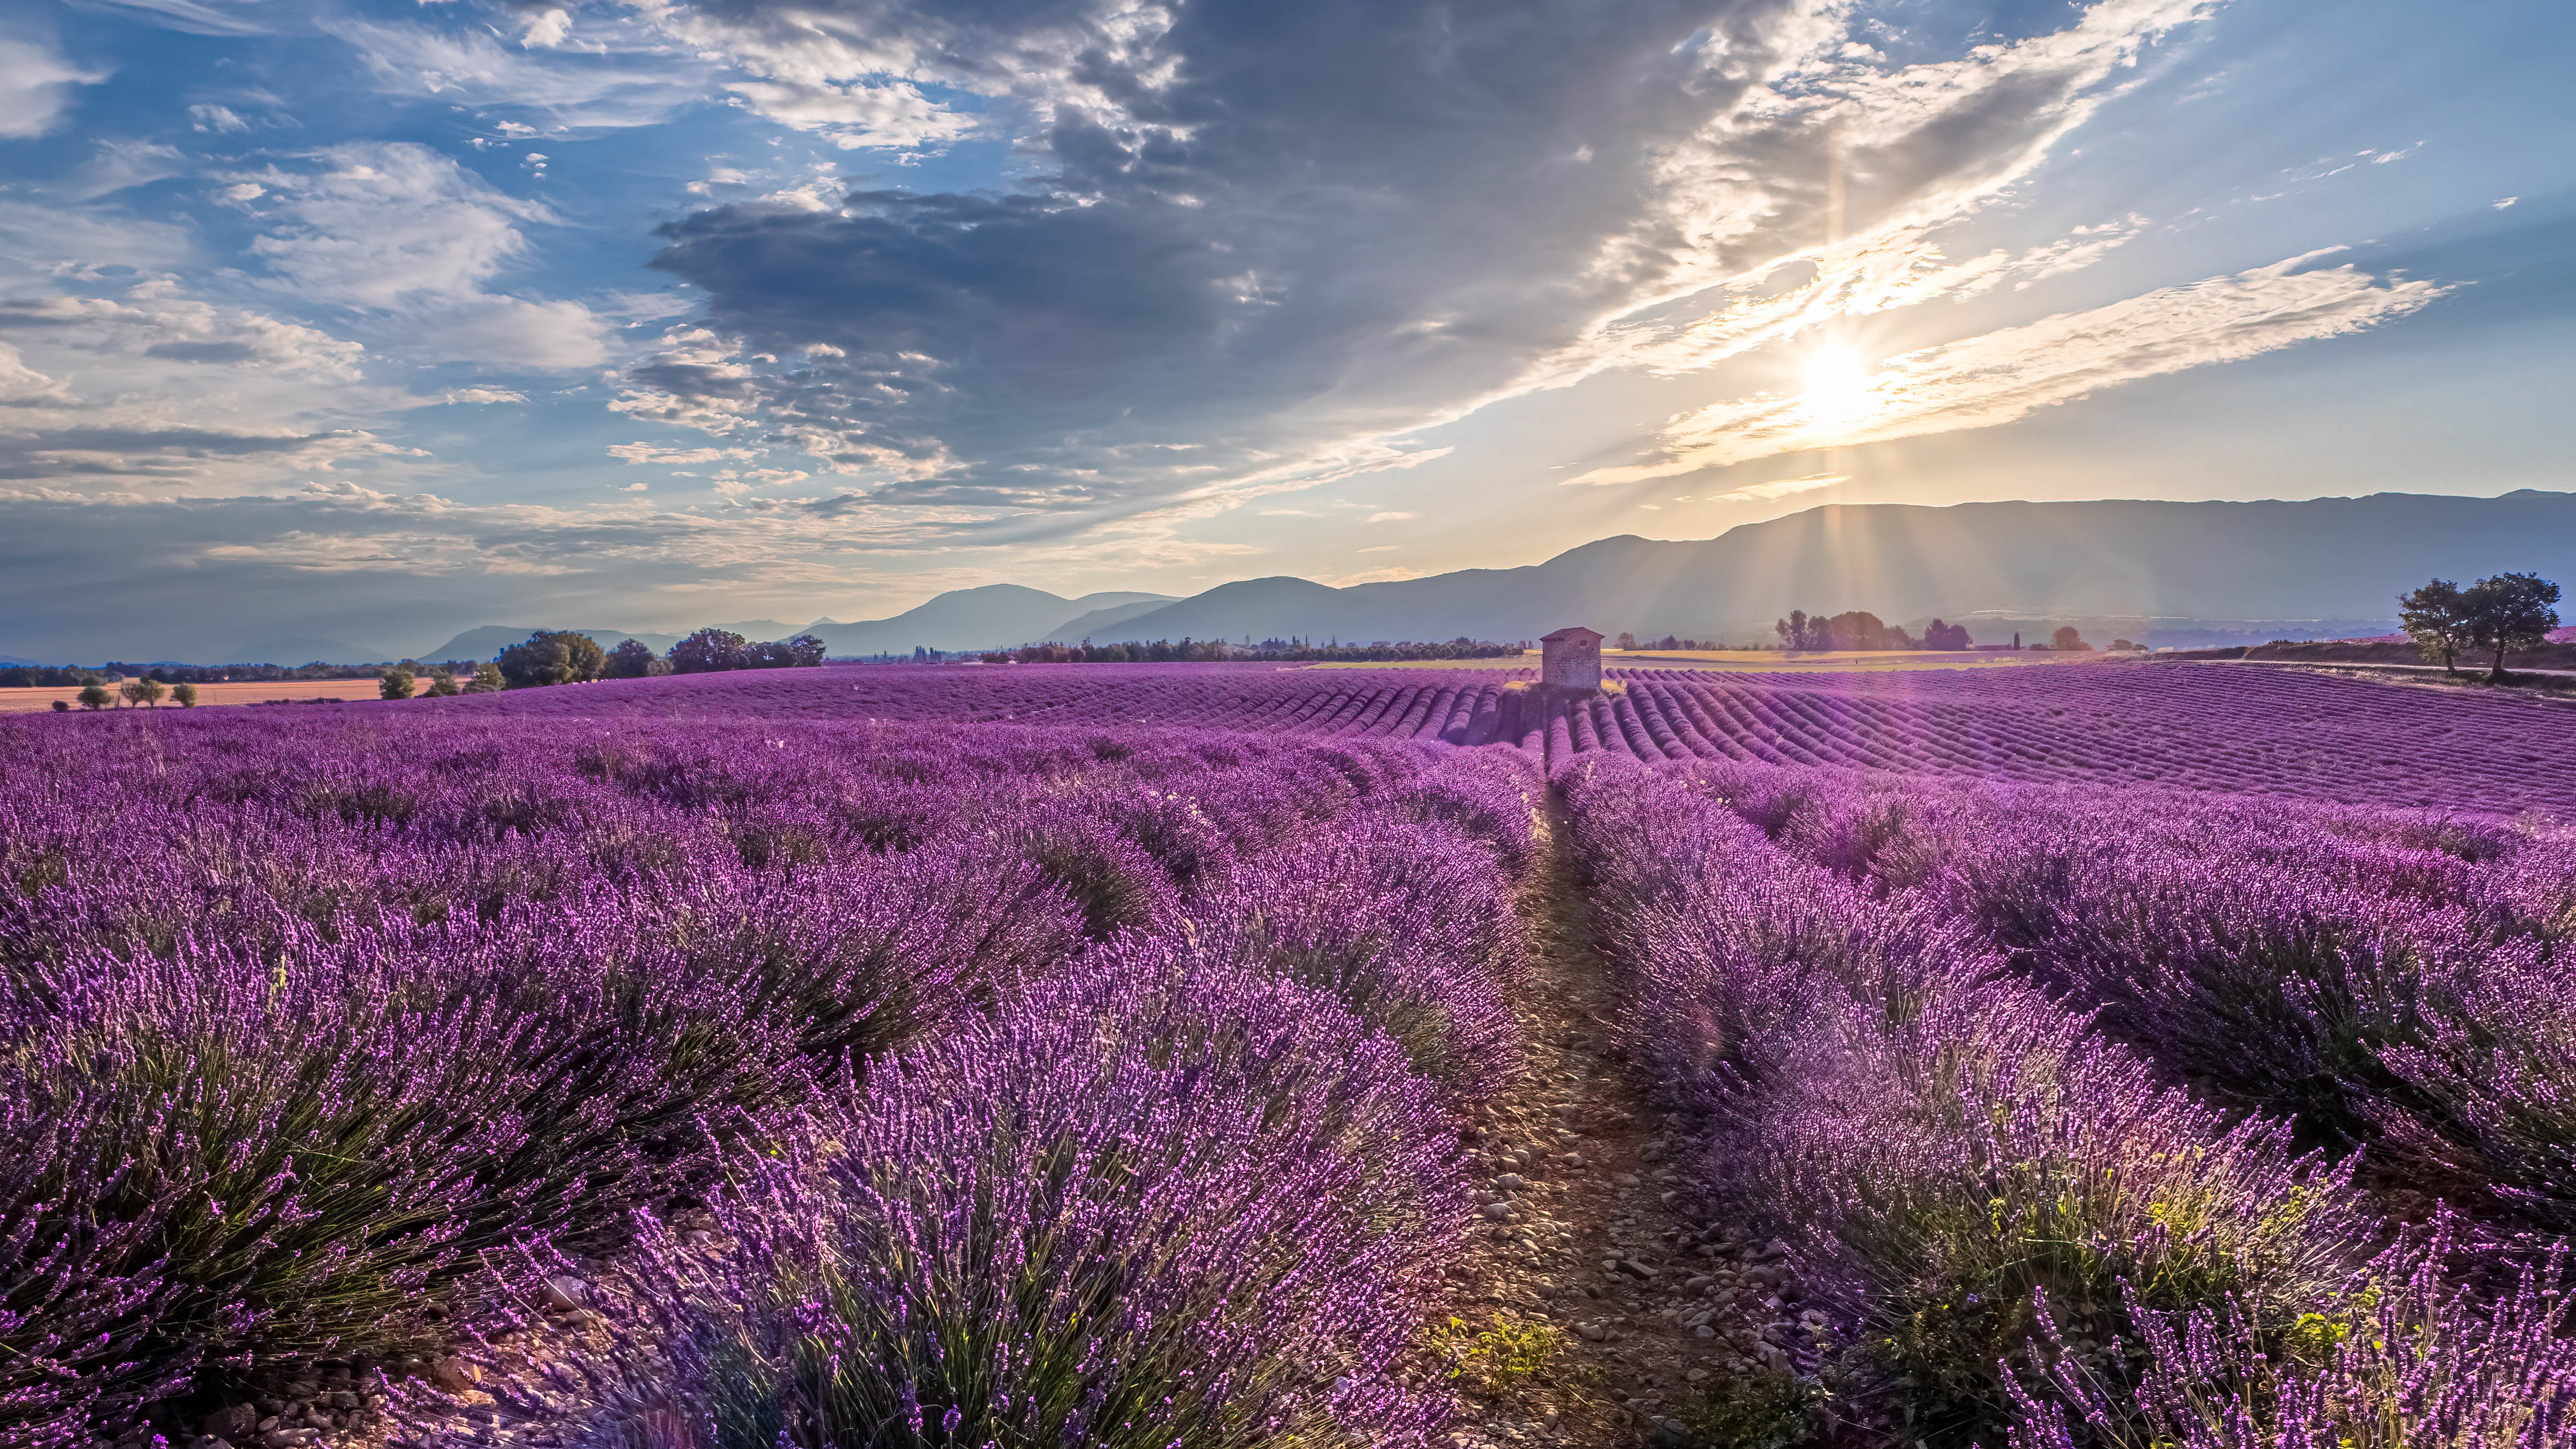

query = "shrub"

[496,632,606,689]
[668,628,747,674]
[602,639,658,679]
[170,682,197,707]
[403,946,1468,1449]
[2009,1215,2576,1449]
[1433,1314,1592,1406]
[380,666,418,700]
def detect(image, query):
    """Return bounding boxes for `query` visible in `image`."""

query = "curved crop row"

[321,659,2576,818]
[1555,752,2576,1446]
[1,708,1542,1447]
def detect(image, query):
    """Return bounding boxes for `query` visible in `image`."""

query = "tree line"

[2397,573,2561,680]
[980,638,1523,665]
[3,661,403,688]
[1773,610,1980,651]
[372,628,831,697]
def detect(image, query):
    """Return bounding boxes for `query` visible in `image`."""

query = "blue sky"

[1,0,2567,659]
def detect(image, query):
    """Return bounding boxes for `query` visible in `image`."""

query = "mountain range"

[164,490,2576,664]
[1072,491,2576,648]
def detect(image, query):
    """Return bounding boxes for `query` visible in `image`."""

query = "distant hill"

[804,586,1176,656]
[412,626,671,663]
[1040,597,1192,641]
[1088,491,2576,646]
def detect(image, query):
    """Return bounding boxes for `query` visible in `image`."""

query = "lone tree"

[495,631,607,688]
[2461,572,2561,682]
[379,665,417,700]
[2050,625,2088,652]
[2397,578,2474,673]
[171,681,198,707]
[670,627,749,674]
[77,682,110,710]
[465,662,507,693]
[119,677,168,707]
[1922,619,1972,650]
[602,638,659,679]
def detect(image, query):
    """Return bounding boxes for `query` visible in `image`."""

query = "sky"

[1,0,2570,660]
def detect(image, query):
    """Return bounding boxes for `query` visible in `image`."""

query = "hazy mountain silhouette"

[802,586,1176,656]
[174,492,2576,665]
[1088,491,2576,646]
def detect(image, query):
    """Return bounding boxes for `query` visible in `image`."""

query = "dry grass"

[0,677,449,714]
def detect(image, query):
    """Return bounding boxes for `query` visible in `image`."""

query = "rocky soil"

[1438,804,1819,1449]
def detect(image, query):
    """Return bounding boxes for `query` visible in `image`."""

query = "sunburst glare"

[1799,344,1875,430]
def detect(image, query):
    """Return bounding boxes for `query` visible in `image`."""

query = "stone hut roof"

[1540,626,1603,642]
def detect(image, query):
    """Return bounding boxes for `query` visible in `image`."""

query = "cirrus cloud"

[1570,252,2446,485]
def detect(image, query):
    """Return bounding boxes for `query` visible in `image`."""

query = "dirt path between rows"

[1438,799,1795,1449]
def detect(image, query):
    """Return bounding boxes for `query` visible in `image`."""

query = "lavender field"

[5,661,2574,1449]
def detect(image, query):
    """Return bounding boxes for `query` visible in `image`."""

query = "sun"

[1798,344,1874,430]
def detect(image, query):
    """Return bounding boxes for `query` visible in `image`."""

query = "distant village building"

[1540,626,1604,691]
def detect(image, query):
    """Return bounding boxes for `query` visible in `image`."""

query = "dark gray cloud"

[624,0,2197,515]
[623,0,2112,510]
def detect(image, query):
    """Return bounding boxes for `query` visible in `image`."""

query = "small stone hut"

[1539,625,1604,691]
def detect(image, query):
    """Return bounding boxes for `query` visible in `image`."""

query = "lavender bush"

[2010,1216,2576,1449]
[1558,755,2384,1448]
[407,941,1472,1449]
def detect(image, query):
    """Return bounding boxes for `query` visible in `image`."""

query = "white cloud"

[1365,510,1417,522]
[1571,252,2445,485]
[237,144,548,307]
[440,387,526,405]
[521,9,571,49]
[187,102,249,133]
[608,441,759,465]
[0,342,74,406]
[78,0,273,39]
[230,143,607,367]
[67,140,190,200]
[0,287,365,377]
[724,79,975,149]
[1696,472,1848,503]
[413,296,609,369]
[0,32,105,138]
[2494,196,2519,210]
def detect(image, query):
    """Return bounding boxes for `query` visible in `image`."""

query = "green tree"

[669,627,749,673]
[426,671,461,697]
[77,682,110,710]
[2460,572,2562,682]
[495,631,607,688]
[171,681,198,707]
[380,665,418,700]
[465,662,507,693]
[2397,578,2473,674]
[602,638,658,679]
[2050,625,2087,652]
[119,677,168,707]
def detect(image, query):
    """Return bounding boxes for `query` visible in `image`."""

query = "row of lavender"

[1558,752,2576,1447]
[1,710,1542,1446]
[442,659,2576,818]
